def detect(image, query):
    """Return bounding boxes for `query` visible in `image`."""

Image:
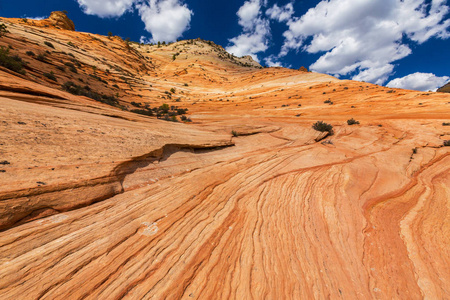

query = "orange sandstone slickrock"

[0,13,449,299]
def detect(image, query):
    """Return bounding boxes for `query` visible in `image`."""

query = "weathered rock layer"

[0,14,449,299]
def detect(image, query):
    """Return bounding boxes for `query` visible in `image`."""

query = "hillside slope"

[437,82,450,93]
[0,13,449,299]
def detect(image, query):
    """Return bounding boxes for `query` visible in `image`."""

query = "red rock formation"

[47,11,75,31]
[0,14,449,299]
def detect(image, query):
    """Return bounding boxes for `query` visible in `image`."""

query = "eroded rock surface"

[0,14,449,299]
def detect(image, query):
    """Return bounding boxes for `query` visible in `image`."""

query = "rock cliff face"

[0,14,449,299]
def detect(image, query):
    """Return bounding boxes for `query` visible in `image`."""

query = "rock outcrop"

[0,14,449,300]
[437,81,450,93]
[47,11,75,31]
[299,66,308,72]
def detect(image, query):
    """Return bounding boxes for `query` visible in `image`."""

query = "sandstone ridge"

[437,81,450,93]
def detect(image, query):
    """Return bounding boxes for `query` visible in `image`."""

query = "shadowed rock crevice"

[0,142,234,232]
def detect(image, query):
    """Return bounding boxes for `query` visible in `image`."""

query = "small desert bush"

[26,51,35,56]
[444,140,450,147]
[312,121,333,133]
[0,23,8,36]
[131,101,142,107]
[347,118,360,125]
[159,103,170,113]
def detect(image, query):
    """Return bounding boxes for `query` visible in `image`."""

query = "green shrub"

[444,140,450,147]
[26,51,35,56]
[159,103,170,113]
[43,71,57,82]
[44,41,55,49]
[347,118,360,125]
[176,108,187,115]
[232,130,238,137]
[312,121,333,133]
[170,88,176,93]
[130,109,153,116]
[0,23,9,36]
[0,46,26,75]
[56,65,66,72]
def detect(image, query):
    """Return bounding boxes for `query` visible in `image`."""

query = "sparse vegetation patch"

[0,23,9,36]
[0,46,26,75]
[43,71,57,82]
[61,81,119,106]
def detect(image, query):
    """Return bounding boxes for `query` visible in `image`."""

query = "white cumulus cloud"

[266,3,294,22]
[75,0,192,42]
[76,0,136,17]
[226,0,271,62]
[23,15,47,20]
[279,0,450,84]
[386,72,449,91]
[264,55,291,68]
[137,0,193,43]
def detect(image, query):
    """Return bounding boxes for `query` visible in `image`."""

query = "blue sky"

[1,0,449,91]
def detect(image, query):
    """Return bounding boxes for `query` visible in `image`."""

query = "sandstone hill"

[437,81,450,93]
[0,13,449,299]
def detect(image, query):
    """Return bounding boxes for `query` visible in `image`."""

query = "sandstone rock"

[314,130,329,142]
[437,82,450,93]
[0,14,449,300]
[48,11,75,31]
